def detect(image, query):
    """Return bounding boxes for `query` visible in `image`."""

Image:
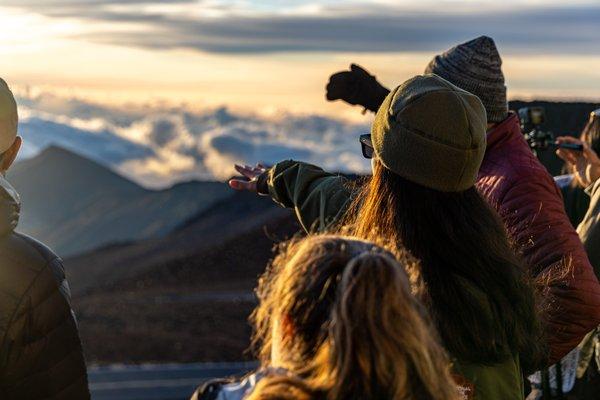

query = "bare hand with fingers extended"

[228,163,268,194]
[556,136,600,188]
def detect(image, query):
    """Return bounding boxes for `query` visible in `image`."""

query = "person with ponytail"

[192,235,461,400]
[230,74,545,399]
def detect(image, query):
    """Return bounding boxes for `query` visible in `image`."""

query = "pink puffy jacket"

[476,113,600,364]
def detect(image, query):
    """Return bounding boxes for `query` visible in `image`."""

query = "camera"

[519,106,554,153]
[519,106,583,153]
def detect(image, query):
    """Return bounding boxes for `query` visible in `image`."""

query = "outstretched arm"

[230,160,354,233]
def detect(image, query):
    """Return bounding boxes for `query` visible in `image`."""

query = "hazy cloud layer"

[16,93,370,187]
[5,1,600,55]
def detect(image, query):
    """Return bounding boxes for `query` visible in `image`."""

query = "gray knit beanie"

[424,36,508,123]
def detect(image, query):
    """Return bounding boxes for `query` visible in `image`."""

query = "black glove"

[325,64,390,113]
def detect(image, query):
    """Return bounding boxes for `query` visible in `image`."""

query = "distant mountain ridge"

[8,146,232,256]
[64,190,292,296]
[65,190,300,363]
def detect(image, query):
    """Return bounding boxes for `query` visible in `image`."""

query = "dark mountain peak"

[36,145,117,170]
[7,145,233,257]
[13,145,144,192]
[36,145,111,171]
[8,146,147,236]
[41,144,73,156]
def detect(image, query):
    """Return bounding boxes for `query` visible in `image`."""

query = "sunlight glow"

[1,1,598,121]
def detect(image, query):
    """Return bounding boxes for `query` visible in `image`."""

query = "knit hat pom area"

[424,36,508,123]
[371,74,487,192]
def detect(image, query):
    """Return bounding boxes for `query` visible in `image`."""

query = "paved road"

[88,362,258,400]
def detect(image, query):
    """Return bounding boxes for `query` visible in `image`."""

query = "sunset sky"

[2,0,600,120]
[2,0,600,187]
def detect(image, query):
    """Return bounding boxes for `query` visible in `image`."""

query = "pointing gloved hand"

[325,64,390,113]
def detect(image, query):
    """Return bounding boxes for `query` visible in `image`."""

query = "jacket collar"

[0,174,20,236]
[485,112,524,150]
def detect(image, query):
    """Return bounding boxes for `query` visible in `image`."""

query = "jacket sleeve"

[0,258,90,399]
[577,179,600,277]
[499,176,600,364]
[266,160,353,233]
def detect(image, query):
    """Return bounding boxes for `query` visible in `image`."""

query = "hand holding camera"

[519,106,583,152]
[555,136,600,188]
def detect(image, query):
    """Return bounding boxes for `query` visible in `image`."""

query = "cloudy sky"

[3,0,600,116]
[16,91,370,187]
[2,0,600,186]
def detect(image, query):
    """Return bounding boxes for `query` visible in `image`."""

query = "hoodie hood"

[0,174,20,236]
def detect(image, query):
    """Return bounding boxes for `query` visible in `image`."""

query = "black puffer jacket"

[0,175,90,399]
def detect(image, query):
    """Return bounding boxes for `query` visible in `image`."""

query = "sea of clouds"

[15,93,372,188]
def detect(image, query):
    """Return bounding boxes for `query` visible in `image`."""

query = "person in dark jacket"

[193,235,461,400]
[322,36,600,364]
[0,78,90,399]
[231,74,545,400]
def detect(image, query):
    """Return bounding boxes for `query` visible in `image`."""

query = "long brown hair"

[249,235,460,400]
[343,160,545,372]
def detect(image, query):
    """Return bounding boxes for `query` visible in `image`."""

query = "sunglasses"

[359,134,374,159]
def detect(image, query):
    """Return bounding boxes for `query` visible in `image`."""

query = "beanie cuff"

[485,107,509,123]
[374,124,485,192]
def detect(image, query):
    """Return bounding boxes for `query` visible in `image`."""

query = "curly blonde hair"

[248,235,460,400]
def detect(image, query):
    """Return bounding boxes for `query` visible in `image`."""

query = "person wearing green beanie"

[230,74,545,400]
[324,36,600,367]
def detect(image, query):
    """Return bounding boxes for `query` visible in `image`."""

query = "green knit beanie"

[371,74,487,192]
